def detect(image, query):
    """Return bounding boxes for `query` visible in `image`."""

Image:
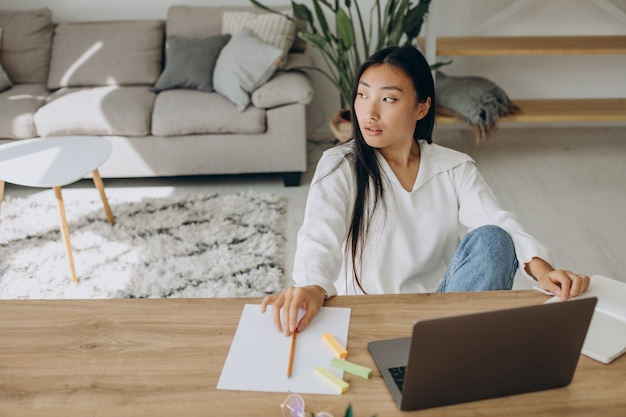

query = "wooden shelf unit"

[436,98,626,124]
[428,35,626,56]
[422,35,626,124]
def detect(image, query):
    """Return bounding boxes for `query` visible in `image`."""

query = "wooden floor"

[435,125,626,283]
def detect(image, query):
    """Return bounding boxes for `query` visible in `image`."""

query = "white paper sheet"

[217,304,352,394]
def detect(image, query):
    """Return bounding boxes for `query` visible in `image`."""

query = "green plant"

[251,0,432,109]
[342,403,378,417]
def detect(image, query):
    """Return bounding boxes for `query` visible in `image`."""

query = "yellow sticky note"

[314,366,349,394]
[322,332,348,358]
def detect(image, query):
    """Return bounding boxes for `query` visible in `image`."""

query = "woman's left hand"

[537,269,591,300]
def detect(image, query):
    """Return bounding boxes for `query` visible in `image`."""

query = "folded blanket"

[435,71,519,144]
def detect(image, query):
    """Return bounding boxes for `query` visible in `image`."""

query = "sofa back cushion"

[47,20,164,89]
[166,5,223,38]
[0,28,14,92]
[0,8,54,84]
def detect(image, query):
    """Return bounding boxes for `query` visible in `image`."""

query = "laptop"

[368,297,597,411]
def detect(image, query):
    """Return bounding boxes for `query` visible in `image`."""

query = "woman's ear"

[416,97,432,121]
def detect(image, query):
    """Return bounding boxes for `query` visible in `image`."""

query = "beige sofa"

[0,6,314,186]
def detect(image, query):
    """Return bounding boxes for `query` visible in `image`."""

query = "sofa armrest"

[251,70,314,109]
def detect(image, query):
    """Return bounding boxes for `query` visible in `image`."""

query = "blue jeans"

[437,225,518,292]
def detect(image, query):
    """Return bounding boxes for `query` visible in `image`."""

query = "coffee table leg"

[53,186,78,283]
[92,169,115,226]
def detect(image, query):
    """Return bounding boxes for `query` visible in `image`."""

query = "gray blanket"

[435,71,519,143]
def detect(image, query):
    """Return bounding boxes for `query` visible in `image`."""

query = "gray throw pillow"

[213,28,282,112]
[153,34,231,93]
[0,28,14,92]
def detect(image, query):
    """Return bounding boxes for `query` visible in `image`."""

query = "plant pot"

[329,109,352,143]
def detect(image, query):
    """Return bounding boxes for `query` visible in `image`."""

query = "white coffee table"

[0,136,115,283]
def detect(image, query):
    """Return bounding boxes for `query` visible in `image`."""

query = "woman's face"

[354,63,430,151]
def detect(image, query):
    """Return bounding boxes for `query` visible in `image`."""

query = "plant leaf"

[336,8,355,49]
[250,0,273,13]
[298,32,329,50]
[292,1,316,33]
[403,0,430,41]
[312,0,332,41]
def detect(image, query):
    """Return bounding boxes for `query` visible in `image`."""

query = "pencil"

[287,329,297,378]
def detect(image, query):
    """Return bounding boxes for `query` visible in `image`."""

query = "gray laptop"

[368,297,597,410]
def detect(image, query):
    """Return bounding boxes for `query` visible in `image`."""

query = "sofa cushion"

[165,5,289,36]
[47,20,164,89]
[213,28,282,112]
[152,90,266,136]
[34,86,155,137]
[252,71,314,109]
[0,84,48,139]
[221,11,296,69]
[165,5,223,38]
[0,8,54,84]
[0,28,13,93]
[153,34,231,93]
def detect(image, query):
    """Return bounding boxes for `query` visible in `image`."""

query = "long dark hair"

[346,45,436,293]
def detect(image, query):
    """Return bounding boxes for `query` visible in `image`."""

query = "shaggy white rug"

[0,191,287,299]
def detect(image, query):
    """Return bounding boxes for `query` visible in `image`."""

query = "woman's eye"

[357,92,367,99]
[383,97,397,103]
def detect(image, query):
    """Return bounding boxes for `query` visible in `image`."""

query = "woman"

[263,46,590,335]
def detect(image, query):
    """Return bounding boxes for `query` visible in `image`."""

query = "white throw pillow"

[221,11,296,69]
[213,28,282,112]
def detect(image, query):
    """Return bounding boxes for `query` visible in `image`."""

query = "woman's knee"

[465,225,515,257]
[440,225,518,292]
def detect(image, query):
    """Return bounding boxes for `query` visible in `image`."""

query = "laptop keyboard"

[388,366,407,392]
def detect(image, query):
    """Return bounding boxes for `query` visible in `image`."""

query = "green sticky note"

[330,357,373,379]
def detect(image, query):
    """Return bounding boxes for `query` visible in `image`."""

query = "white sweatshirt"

[292,140,552,297]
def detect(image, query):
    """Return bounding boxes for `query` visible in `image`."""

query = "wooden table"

[0,291,624,416]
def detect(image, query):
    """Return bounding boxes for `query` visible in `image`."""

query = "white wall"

[4,0,625,139]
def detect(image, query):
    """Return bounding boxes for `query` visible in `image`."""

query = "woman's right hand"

[261,285,326,336]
